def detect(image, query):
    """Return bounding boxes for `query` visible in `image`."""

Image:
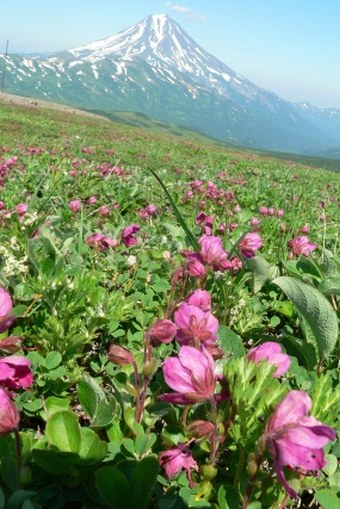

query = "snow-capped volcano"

[69,14,243,95]
[2,14,340,154]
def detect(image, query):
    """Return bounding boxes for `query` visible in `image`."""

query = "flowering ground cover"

[0,100,339,508]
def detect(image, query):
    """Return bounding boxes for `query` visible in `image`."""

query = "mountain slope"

[1,13,339,154]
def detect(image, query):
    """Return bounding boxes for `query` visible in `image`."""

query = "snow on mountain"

[1,13,340,155]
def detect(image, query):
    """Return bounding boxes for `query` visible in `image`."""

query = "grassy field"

[0,97,339,509]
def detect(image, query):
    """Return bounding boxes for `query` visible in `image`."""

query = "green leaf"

[134,434,157,459]
[217,485,240,509]
[324,454,338,476]
[79,428,107,464]
[217,326,245,359]
[0,487,5,509]
[314,489,340,509]
[44,351,62,370]
[7,490,36,507]
[32,449,79,475]
[44,396,70,416]
[148,169,199,250]
[95,467,130,509]
[77,378,98,419]
[318,275,340,296]
[92,398,115,427]
[272,276,338,359]
[45,411,81,453]
[130,456,159,509]
[246,256,270,293]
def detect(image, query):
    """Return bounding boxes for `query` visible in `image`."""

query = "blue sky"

[1,1,339,107]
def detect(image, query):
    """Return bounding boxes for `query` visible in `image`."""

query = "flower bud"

[108,344,135,366]
[188,420,215,438]
[0,336,23,353]
[147,319,177,346]
[247,452,258,476]
[142,357,157,376]
[0,388,20,434]
[201,465,218,481]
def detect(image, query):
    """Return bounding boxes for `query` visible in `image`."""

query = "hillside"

[0,94,339,509]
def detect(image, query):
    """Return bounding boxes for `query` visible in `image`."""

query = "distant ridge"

[1,14,340,155]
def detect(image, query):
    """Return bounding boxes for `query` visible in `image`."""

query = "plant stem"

[241,458,261,509]
[14,428,22,475]
[278,493,291,509]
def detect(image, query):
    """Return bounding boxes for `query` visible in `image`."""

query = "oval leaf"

[273,276,338,359]
[46,410,81,453]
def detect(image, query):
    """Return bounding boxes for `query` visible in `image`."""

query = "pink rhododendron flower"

[86,196,97,205]
[69,199,81,212]
[122,224,140,247]
[186,289,211,312]
[0,355,33,390]
[174,302,218,347]
[0,387,20,434]
[147,319,177,346]
[247,342,290,377]
[0,289,15,333]
[15,203,28,216]
[159,444,198,486]
[161,346,216,404]
[198,235,230,271]
[300,224,310,234]
[265,391,336,499]
[288,236,316,256]
[98,205,110,216]
[250,217,260,227]
[146,204,157,216]
[238,232,262,258]
[86,233,117,251]
[182,252,207,278]
[0,288,12,318]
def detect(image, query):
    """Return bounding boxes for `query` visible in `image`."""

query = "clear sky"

[1,0,339,108]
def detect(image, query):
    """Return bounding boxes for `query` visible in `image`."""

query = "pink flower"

[0,288,12,318]
[238,232,262,258]
[277,209,284,218]
[0,355,33,390]
[268,207,275,216]
[185,254,207,278]
[0,387,20,434]
[159,444,198,485]
[265,391,336,499]
[186,290,211,312]
[146,204,157,217]
[247,342,290,377]
[147,319,177,346]
[174,302,218,347]
[122,224,140,247]
[0,288,15,333]
[69,199,81,212]
[86,196,97,205]
[161,346,216,404]
[288,236,316,256]
[98,205,110,216]
[300,224,310,234]
[86,233,117,251]
[199,235,230,271]
[15,203,28,216]
[250,217,260,227]
[259,206,268,216]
